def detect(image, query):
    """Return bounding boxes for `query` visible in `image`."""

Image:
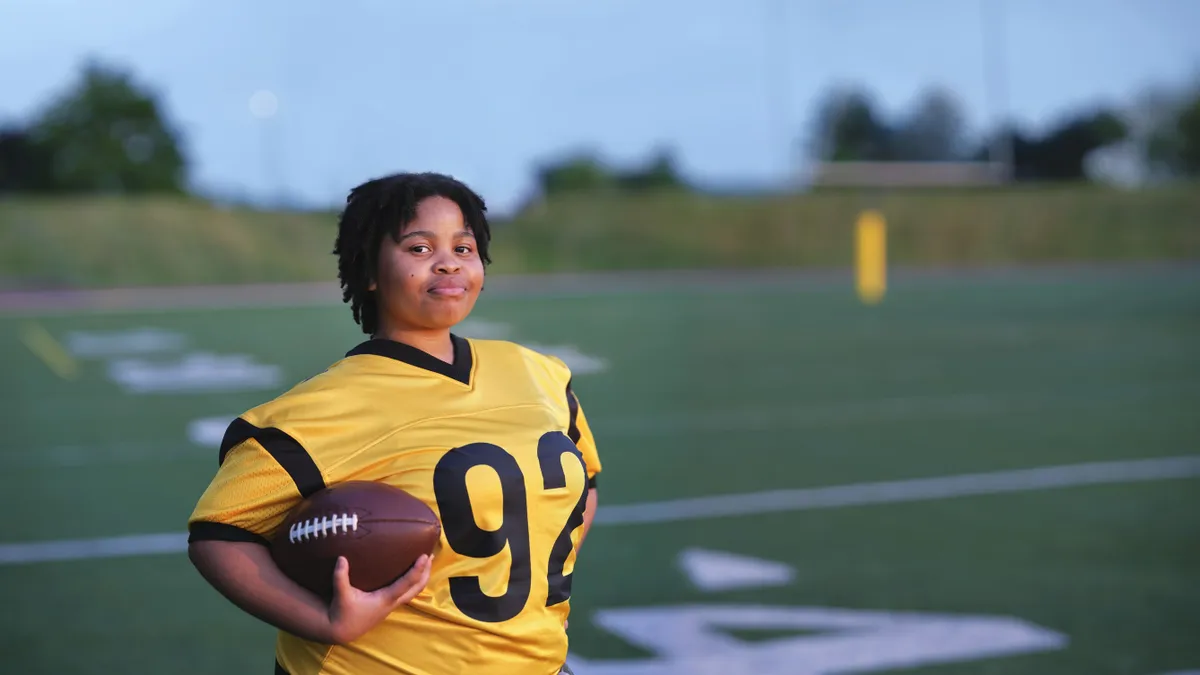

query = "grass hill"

[2,183,1197,288]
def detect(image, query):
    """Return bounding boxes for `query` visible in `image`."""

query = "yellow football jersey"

[187,335,602,675]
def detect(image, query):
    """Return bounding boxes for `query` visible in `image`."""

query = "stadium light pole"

[766,0,792,188]
[981,0,1012,182]
[249,89,283,206]
[765,0,800,254]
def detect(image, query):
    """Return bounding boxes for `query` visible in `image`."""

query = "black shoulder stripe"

[218,417,326,498]
[218,418,257,464]
[566,380,581,444]
[587,475,597,489]
[188,521,269,546]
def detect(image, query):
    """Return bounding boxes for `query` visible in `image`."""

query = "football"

[271,481,441,600]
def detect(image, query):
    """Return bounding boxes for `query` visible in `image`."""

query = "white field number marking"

[187,416,236,447]
[678,548,795,592]
[65,328,188,358]
[57,326,286,394]
[457,320,609,375]
[109,352,282,394]
[566,605,1066,675]
[525,343,608,375]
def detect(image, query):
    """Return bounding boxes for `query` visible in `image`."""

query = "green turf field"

[1,267,1198,674]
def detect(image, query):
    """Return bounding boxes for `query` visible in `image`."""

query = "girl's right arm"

[188,540,431,645]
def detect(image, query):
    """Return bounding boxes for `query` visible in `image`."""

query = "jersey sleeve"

[566,381,602,487]
[187,417,326,545]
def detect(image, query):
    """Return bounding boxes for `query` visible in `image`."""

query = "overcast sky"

[2,0,1197,212]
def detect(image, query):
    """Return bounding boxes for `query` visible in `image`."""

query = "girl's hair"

[333,172,491,335]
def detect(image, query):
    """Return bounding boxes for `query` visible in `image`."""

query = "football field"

[1,267,1198,674]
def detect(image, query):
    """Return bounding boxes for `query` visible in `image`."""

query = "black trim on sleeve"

[587,475,597,489]
[187,521,270,546]
[566,380,581,444]
[275,660,290,675]
[218,418,326,498]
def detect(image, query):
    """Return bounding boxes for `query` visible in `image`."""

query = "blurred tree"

[975,109,1128,181]
[891,87,968,161]
[970,125,1021,166]
[1129,85,1190,177]
[535,152,614,195]
[1028,109,1128,180]
[615,148,686,192]
[1145,127,1183,176]
[807,86,894,162]
[0,126,54,192]
[536,148,687,196]
[29,59,189,194]
[1174,92,1200,174]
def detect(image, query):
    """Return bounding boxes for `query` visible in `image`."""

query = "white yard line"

[595,455,1200,526]
[2,456,1197,566]
[0,533,190,565]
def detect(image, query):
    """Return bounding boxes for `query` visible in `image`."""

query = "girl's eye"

[456,245,473,255]
[410,245,430,254]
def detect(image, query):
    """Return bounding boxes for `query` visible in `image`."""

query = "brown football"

[270,481,441,600]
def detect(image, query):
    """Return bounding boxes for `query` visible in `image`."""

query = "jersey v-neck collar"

[346,334,473,385]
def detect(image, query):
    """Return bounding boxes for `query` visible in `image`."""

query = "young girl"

[187,172,601,675]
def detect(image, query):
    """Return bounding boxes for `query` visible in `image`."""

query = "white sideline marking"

[1,456,1198,566]
[4,264,1196,315]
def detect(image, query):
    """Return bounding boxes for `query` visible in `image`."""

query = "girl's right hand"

[326,554,432,645]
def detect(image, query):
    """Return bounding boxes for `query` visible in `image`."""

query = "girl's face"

[371,195,485,334]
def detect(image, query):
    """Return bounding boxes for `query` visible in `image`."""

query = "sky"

[1,0,1198,213]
